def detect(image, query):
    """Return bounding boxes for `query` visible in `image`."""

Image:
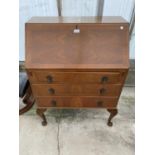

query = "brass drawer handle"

[101,76,108,83]
[46,75,53,83]
[51,100,57,107]
[100,88,106,95]
[97,101,103,107]
[48,88,55,95]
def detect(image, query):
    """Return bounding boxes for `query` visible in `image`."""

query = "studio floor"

[19,87,135,155]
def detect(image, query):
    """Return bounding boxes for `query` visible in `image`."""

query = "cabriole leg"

[107,109,118,127]
[36,108,47,126]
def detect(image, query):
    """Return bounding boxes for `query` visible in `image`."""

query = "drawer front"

[28,71,122,84]
[32,84,121,96]
[36,97,118,108]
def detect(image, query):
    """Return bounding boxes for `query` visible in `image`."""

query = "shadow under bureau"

[25,17,129,126]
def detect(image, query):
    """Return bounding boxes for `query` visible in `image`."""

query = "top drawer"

[28,71,122,84]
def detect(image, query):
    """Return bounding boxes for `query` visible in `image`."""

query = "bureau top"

[27,16,128,24]
[25,16,129,69]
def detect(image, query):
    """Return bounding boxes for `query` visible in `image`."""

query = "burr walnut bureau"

[25,17,129,126]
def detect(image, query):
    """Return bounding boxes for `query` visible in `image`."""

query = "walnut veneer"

[25,16,129,126]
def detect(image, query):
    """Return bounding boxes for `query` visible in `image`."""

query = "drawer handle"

[48,88,55,94]
[97,101,103,107]
[46,75,53,83]
[101,76,108,83]
[100,88,106,95]
[51,100,57,107]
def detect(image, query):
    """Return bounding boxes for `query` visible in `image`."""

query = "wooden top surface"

[25,17,129,69]
[27,16,128,24]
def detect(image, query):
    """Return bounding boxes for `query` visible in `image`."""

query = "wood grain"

[25,22,129,69]
[27,16,128,24]
[27,70,123,84]
[36,96,118,108]
[32,84,121,97]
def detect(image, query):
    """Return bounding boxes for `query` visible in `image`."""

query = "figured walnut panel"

[36,96,118,108]
[26,24,129,69]
[32,84,121,97]
[28,71,122,84]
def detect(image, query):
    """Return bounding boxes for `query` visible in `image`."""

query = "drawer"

[36,96,118,108]
[28,71,122,84]
[32,84,121,96]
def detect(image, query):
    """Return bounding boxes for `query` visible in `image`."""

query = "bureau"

[25,17,129,126]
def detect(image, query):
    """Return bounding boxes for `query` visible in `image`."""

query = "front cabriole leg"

[36,108,47,126]
[107,109,118,127]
